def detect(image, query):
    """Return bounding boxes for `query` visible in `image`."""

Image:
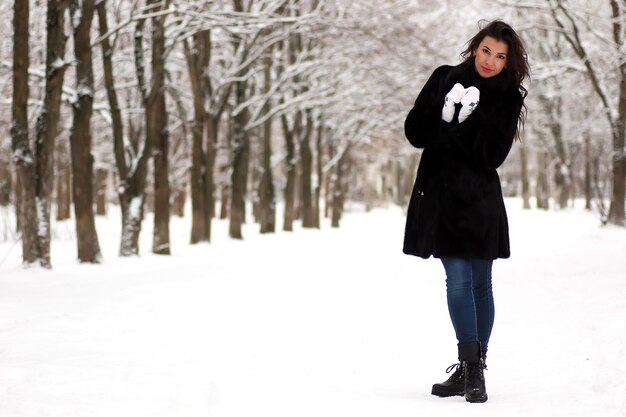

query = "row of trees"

[5,0,369,267]
[504,0,626,222]
[1,0,625,268]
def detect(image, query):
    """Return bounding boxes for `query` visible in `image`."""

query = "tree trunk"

[331,146,350,228]
[55,155,71,221]
[300,110,315,227]
[189,28,225,242]
[172,190,185,217]
[33,0,70,267]
[592,153,609,221]
[228,0,250,239]
[69,0,101,263]
[601,4,622,220]
[96,8,120,171]
[519,139,531,209]
[95,167,107,215]
[220,113,230,224]
[324,142,333,219]
[536,149,550,210]
[401,158,417,207]
[250,131,260,224]
[554,158,571,210]
[14,171,22,233]
[119,193,145,255]
[99,1,148,256]
[313,120,323,228]
[584,129,592,210]
[258,47,275,234]
[150,89,170,254]
[220,184,229,219]
[294,156,301,221]
[0,161,11,206]
[258,123,276,233]
[205,115,219,235]
[606,0,625,224]
[608,132,626,224]
[185,31,209,243]
[149,0,170,255]
[229,84,250,239]
[395,161,405,206]
[11,0,38,264]
[282,113,296,231]
[189,109,206,242]
[540,95,571,209]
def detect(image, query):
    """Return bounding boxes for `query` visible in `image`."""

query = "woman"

[403,20,529,403]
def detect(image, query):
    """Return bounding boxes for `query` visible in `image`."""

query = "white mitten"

[441,83,466,123]
[458,86,480,123]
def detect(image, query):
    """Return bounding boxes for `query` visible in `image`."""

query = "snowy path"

[1,200,625,417]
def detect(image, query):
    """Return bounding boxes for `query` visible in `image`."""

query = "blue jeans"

[441,258,494,353]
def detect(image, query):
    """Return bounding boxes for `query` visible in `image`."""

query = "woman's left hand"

[458,87,480,123]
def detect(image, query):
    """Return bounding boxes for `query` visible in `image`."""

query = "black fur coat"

[403,59,524,259]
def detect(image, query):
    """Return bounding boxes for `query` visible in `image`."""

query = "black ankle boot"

[431,363,464,397]
[459,342,488,403]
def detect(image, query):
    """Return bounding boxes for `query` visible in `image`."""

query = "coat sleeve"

[404,66,450,149]
[449,89,523,170]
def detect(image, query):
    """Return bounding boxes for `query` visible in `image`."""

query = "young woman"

[402,20,530,403]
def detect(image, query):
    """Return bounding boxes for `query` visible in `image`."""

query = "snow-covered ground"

[0,199,625,417]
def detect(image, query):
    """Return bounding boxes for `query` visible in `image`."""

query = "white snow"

[0,199,625,417]
[11,146,34,166]
[129,195,144,221]
[35,197,48,239]
[77,79,95,98]
[71,4,83,30]
[50,58,66,72]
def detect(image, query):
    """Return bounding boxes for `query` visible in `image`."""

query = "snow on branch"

[92,1,172,48]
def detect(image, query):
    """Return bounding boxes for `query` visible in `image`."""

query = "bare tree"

[537,93,572,209]
[96,0,124,242]
[55,141,71,220]
[147,0,171,254]
[510,0,626,222]
[299,109,316,227]
[97,1,150,256]
[258,37,276,233]
[330,143,350,228]
[11,0,38,264]
[184,30,211,242]
[69,0,102,262]
[606,0,626,224]
[229,0,252,239]
[127,0,175,255]
[280,103,298,231]
[8,0,626,267]
[34,0,71,267]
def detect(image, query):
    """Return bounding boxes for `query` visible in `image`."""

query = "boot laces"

[445,363,460,374]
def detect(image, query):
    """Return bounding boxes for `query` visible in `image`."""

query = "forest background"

[1,0,625,267]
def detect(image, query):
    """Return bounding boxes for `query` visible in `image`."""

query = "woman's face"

[473,36,509,78]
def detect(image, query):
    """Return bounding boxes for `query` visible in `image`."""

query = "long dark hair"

[461,20,530,139]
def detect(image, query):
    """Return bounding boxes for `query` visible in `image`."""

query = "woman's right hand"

[458,87,480,123]
[441,83,465,122]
